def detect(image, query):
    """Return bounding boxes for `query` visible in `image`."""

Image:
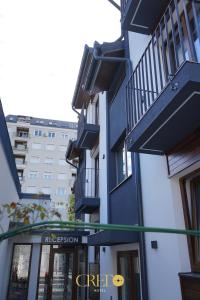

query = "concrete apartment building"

[6,114,77,218]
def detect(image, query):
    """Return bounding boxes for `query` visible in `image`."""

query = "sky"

[0,0,120,122]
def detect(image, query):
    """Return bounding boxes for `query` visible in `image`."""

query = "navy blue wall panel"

[110,175,138,225]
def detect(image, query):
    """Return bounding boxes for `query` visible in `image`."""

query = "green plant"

[0,201,61,232]
[68,194,75,221]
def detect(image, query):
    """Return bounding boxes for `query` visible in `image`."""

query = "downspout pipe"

[107,0,120,11]
[93,43,132,77]
[72,105,80,116]
[66,158,78,169]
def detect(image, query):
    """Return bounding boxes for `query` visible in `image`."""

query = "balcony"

[13,143,28,153]
[76,108,99,149]
[15,129,29,139]
[74,168,100,214]
[120,0,170,34]
[126,0,200,154]
[65,140,81,161]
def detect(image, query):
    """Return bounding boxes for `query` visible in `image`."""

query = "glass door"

[49,249,75,300]
[117,251,141,300]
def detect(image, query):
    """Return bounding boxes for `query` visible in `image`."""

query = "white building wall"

[99,92,108,225]
[140,154,190,300]
[128,32,151,68]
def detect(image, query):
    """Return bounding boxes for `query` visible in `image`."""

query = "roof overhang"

[72,41,125,109]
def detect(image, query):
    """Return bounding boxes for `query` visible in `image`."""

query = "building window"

[117,250,141,300]
[115,140,132,185]
[34,130,42,137]
[28,171,38,179]
[32,143,42,150]
[180,173,200,271]
[30,156,40,164]
[16,127,29,138]
[45,144,55,151]
[44,158,54,164]
[43,172,53,180]
[7,244,32,300]
[61,133,68,139]
[48,132,55,138]
[56,187,67,196]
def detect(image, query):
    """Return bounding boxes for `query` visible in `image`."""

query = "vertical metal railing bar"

[148,46,154,104]
[130,79,134,129]
[181,0,197,60]
[126,85,130,131]
[174,0,186,61]
[151,35,159,98]
[164,12,174,75]
[130,75,135,128]
[141,56,147,112]
[155,28,164,91]
[135,67,140,121]
[133,74,138,126]
[159,21,169,84]
[138,62,144,115]
[169,1,180,68]
[144,49,151,107]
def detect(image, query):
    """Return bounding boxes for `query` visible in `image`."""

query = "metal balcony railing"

[77,108,86,143]
[77,107,99,146]
[74,168,99,202]
[13,146,28,151]
[126,0,200,133]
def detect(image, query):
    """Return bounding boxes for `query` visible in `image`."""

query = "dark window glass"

[118,251,141,300]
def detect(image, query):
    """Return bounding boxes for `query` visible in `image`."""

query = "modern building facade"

[66,0,200,299]
[1,0,200,299]
[6,115,77,218]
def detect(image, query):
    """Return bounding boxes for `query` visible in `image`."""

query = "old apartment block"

[6,115,77,217]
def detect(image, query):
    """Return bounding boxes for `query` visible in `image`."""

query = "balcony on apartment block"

[76,108,99,150]
[120,0,170,34]
[15,127,29,139]
[74,168,100,214]
[126,0,200,154]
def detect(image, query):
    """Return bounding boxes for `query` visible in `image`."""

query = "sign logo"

[112,275,124,287]
[76,274,124,288]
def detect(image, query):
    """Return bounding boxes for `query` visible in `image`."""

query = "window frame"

[115,139,132,185]
[34,129,42,137]
[7,243,33,300]
[117,250,141,300]
[180,171,200,272]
